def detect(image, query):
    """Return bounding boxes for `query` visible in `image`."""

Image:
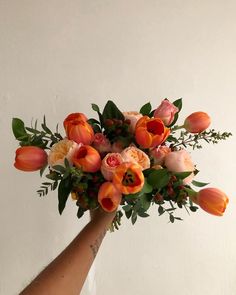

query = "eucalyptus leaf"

[12,118,27,139]
[192,180,209,187]
[58,178,72,214]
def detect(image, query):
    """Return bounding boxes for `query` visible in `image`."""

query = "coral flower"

[63,113,94,145]
[135,116,170,149]
[184,111,211,133]
[113,162,144,194]
[195,188,229,216]
[72,145,101,173]
[98,182,122,212]
[14,146,47,172]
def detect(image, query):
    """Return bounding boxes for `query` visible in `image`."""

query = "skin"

[20,209,116,295]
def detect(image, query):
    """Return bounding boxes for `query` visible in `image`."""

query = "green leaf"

[173,171,192,180]
[40,164,48,177]
[169,98,182,127]
[12,118,27,140]
[139,194,151,211]
[158,205,165,215]
[92,103,100,112]
[77,207,85,218]
[140,102,152,116]
[192,180,209,187]
[169,214,175,223]
[173,98,182,112]
[142,178,153,193]
[131,212,137,225]
[125,210,132,219]
[147,169,170,189]
[122,205,132,212]
[58,178,72,214]
[52,165,66,174]
[138,211,149,218]
[102,100,124,121]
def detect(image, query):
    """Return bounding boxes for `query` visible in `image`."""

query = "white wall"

[1,1,236,294]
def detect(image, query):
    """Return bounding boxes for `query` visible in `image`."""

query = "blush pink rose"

[123,111,143,133]
[154,99,179,126]
[121,146,150,170]
[164,149,195,184]
[101,153,124,181]
[92,133,111,154]
[150,146,171,165]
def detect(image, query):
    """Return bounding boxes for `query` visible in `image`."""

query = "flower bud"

[184,112,211,133]
[195,188,229,216]
[154,99,179,126]
[14,146,47,172]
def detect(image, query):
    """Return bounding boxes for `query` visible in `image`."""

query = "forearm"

[20,212,115,295]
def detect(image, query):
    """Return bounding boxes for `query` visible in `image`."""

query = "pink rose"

[92,133,111,154]
[150,146,171,165]
[154,99,179,126]
[48,139,80,168]
[121,146,150,170]
[164,149,195,184]
[123,111,143,133]
[101,153,124,181]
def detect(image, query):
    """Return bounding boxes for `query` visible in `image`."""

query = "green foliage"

[12,117,63,149]
[58,177,73,215]
[140,102,152,116]
[147,169,170,189]
[102,100,124,121]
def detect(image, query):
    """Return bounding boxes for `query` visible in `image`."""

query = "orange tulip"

[72,145,101,172]
[63,113,94,145]
[113,162,144,194]
[135,116,170,148]
[195,188,229,216]
[14,146,47,172]
[184,111,211,133]
[98,182,122,212]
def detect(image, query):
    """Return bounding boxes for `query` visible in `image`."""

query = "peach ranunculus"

[123,111,143,133]
[92,133,111,154]
[72,145,101,173]
[121,146,150,170]
[98,182,122,212]
[194,188,229,216]
[135,116,170,149]
[154,99,179,126]
[14,146,48,172]
[113,162,144,194]
[184,111,211,134]
[63,113,94,145]
[101,153,124,181]
[48,139,80,168]
[164,149,195,184]
[150,145,171,165]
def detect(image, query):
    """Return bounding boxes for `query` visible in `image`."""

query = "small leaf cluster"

[12,117,63,149]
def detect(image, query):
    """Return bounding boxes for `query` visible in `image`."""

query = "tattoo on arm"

[90,229,106,258]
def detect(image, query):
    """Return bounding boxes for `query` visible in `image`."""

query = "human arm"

[20,210,115,295]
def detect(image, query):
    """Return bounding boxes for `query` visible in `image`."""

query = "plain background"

[1,1,236,294]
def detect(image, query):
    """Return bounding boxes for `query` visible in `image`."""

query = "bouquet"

[12,99,231,229]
